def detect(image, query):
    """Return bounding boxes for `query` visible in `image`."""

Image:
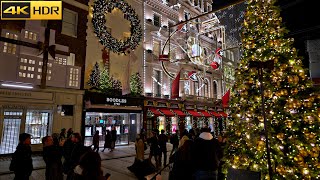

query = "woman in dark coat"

[110,127,117,151]
[42,136,63,180]
[101,130,112,152]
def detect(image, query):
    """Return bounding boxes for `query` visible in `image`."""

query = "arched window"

[204,79,209,97]
[213,81,217,99]
[194,78,200,97]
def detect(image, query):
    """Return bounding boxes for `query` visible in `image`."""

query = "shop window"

[153,14,161,27]
[171,117,177,133]
[186,116,192,131]
[3,32,18,54]
[158,116,165,132]
[25,111,50,144]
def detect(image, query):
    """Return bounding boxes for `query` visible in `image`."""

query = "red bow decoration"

[210,62,219,70]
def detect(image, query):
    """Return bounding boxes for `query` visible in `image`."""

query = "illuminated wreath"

[92,0,142,54]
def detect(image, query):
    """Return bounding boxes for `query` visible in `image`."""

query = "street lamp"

[249,60,274,180]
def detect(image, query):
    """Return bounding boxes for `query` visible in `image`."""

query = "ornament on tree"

[210,61,220,70]
[92,0,142,54]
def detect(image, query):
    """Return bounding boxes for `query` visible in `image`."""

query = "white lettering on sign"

[106,98,127,105]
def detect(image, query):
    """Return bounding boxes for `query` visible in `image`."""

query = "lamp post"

[249,60,274,180]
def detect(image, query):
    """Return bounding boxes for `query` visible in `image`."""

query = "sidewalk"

[0,143,172,180]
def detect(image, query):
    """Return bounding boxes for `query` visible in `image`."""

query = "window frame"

[61,8,78,37]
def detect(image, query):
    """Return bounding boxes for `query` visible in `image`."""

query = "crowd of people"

[9,128,111,180]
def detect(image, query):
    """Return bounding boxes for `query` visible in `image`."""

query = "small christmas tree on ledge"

[130,72,143,96]
[87,62,100,90]
[223,0,320,179]
[99,67,113,93]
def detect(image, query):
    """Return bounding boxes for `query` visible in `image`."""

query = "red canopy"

[158,108,175,117]
[148,107,161,116]
[171,109,186,117]
[219,112,228,118]
[198,110,212,117]
[186,109,202,117]
[209,111,221,117]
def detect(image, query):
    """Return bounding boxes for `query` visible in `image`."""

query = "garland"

[92,0,142,54]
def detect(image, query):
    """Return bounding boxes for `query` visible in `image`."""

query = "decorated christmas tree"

[99,67,113,93]
[112,79,122,96]
[223,0,320,179]
[130,72,143,96]
[88,62,100,89]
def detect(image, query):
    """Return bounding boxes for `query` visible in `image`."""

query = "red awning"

[209,111,221,117]
[171,109,186,117]
[148,107,162,116]
[219,112,228,118]
[158,108,175,117]
[198,110,212,117]
[186,109,202,117]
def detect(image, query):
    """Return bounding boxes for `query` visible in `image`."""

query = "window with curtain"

[62,9,78,37]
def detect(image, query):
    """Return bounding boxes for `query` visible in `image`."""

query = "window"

[3,32,18,54]
[62,9,78,37]
[230,51,234,61]
[213,81,217,99]
[69,68,79,87]
[153,41,161,56]
[55,56,67,65]
[194,79,200,96]
[184,11,190,20]
[153,14,161,27]
[154,70,161,97]
[204,79,209,97]
[67,53,75,66]
[24,30,37,41]
[25,111,50,144]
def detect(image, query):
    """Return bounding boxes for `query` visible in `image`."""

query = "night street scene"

[0,0,319,179]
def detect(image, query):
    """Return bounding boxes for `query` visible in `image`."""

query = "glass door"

[1,110,23,154]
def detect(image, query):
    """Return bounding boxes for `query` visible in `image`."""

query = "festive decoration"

[188,71,198,81]
[130,72,143,96]
[87,62,101,89]
[223,0,320,179]
[92,0,142,54]
[99,67,113,93]
[171,71,181,99]
[112,79,122,96]
[210,62,220,70]
[102,48,110,67]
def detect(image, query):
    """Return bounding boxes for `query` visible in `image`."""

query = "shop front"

[0,88,84,154]
[83,92,144,147]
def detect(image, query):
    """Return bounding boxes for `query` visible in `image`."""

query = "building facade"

[0,0,89,154]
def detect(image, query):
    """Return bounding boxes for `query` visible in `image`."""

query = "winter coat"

[93,134,99,146]
[43,145,63,180]
[192,132,223,171]
[73,165,107,180]
[158,133,168,150]
[63,140,86,174]
[135,138,145,161]
[111,130,117,141]
[11,143,33,177]
[104,133,112,148]
[148,136,160,155]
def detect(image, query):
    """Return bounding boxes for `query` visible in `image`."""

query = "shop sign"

[0,89,53,100]
[106,97,127,106]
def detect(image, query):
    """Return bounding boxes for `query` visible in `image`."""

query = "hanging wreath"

[92,0,142,54]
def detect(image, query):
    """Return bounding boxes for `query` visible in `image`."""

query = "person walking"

[101,130,112,152]
[169,130,179,157]
[148,129,161,169]
[59,128,66,141]
[10,133,33,180]
[110,127,117,151]
[192,127,223,180]
[158,129,168,167]
[92,130,100,153]
[42,136,64,180]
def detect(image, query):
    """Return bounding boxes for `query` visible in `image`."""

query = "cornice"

[145,0,179,20]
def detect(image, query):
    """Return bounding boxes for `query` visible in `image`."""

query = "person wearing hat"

[10,133,33,180]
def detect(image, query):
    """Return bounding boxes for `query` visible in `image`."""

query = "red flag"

[171,71,180,99]
[222,89,230,107]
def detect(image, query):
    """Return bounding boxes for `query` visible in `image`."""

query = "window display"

[171,117,177,133]
[96,127,103,135]
[25,110,50,144]
[158,116,165,131]
[85,127,92,136]
[186,116,192,130]
[209,118,214,132]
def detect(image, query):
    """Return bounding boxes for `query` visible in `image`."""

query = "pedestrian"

[158,129,168,167]
[67,128,73,138]
[59,128,66,141]
[101,130,112,152]
[148,129,161,169]
[169,130,179,157]
[74,151,111,180]
[192,127,223,180]
[110,126,117,151]
[63,133,87,180]
[92,130,100,152]
[179,129,190,148]
[42,136,63,180]
[9,133,33,180]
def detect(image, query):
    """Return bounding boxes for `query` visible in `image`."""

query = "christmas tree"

[112,79,122,96]
[223,0,320,179]
[130,72,143,96]
[88,62,100,89]
[99,67,113,93]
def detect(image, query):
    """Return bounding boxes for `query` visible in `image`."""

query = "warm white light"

[1,83,33,89]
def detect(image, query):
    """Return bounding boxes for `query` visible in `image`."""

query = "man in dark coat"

[10,133,33,180]
[42,136,63,180]
[110,127,117,151]
[158,129,168,167]
[192,127,223,180]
